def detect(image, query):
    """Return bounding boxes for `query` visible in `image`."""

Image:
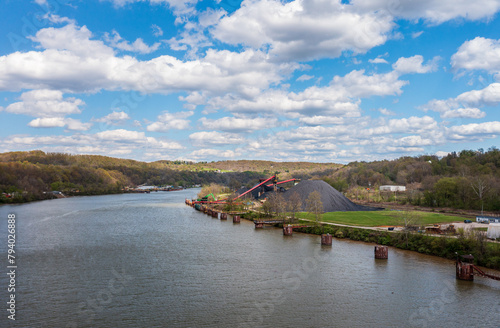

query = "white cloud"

[189,131,245,145]
[44,14,76,25]
[0,22,296,96]
[392,55,439,74]
[212,0,393,62]
[96,129,146,142]
[104,31,161,54]
[297,74,314,82]
[203,69,407,119]
[423,83,500,118]
[106,0,199,15]
[199,116,277,132]
[379,108,395,116]
[351,0,500,24]
[412,31,424,38]
[5,90,84,117]
[94,111,131,125]
[190,148,240,158]
[441,107,485,119]
[456,83,500,106]
[151,24,163,36]
[298,116,345,126]
[3,129,184,156]
[146,111,193,132]
[28,117,92,131]
[369,58,389,64]
[448,121,500,140]
[451,37,500,74]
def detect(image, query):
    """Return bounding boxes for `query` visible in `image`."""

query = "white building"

[487,223,500,239]
[476,216,500,223]
[379,185,406,192]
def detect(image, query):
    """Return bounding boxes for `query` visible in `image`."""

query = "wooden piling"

[321,233,332,246]
[220,213,227,220]
[374,245,388,259]
[212,211,218,218]
[233,215,240,223]
[283,225,293,236]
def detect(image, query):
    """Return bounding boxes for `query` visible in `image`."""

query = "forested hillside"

[1,149,499,212]
[322,148,500,212]
[0,151,265,203]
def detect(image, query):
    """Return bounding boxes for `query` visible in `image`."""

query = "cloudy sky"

[1,0,500,163]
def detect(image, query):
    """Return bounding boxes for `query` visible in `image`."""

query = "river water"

[0,189,498,328]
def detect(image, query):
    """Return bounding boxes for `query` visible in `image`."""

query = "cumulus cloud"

[94,111,131,125]
[369,58,389,64]
[104,31,161,54]
[212,0,393,62]
[5,90,84,117]
[28,117,92,131]
[451,37,500,74]
[392,55,439,74]
[106,0,199,15]
[146,111,193,132]
[199,116,277,133]
[351,0,500,24]
[189,131,245,146]
[423,83,500,118]
[2,128,184,157]
[151,24,163,36]
[297,74,314,82]
[190,148,241,159]
[448,121,500,140]
[0,23,297,96]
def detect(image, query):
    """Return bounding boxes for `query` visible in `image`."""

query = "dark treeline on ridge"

[322,147,500,212]
[1,148,500,213]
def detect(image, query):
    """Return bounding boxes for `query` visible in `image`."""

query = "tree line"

[0,151,263,203]
[321,148,500,212]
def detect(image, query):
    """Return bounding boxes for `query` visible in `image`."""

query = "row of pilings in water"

[186,199,241,223]
[185,198,389,259]
[185,199,493,281]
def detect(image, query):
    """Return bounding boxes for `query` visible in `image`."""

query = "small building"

[487,223,500,239]
[476,216,500,223]
[379,185,406,192]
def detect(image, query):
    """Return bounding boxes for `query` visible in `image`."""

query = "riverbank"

[237,211,500,271]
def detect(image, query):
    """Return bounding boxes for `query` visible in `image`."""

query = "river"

[0,189,499,327]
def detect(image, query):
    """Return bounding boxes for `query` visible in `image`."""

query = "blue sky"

[1,0,500,163]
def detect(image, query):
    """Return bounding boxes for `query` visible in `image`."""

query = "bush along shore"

[239,211,500,271]
[296,225,500,271]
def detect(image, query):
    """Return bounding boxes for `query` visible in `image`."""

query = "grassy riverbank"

[296,210,464,227]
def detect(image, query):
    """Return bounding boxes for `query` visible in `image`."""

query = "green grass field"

[296,210,465,227]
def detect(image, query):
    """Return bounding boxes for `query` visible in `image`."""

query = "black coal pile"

[283,180,380,212]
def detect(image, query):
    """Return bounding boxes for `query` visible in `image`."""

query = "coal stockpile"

[284,180,380,212]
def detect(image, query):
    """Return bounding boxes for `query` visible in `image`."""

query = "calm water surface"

[0,190,499,327]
